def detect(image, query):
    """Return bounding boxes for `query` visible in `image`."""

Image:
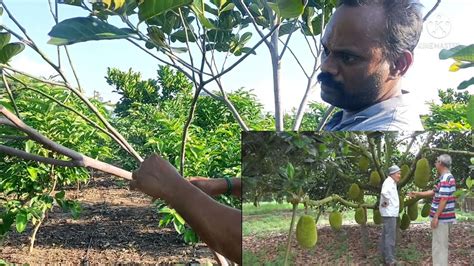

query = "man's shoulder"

[325,94,424,131]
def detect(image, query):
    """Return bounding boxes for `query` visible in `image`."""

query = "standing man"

[379,165,401,266]
[409,154,456,266]
[318,0,425,130]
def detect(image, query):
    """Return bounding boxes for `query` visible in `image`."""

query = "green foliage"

[439,44,474,90]
[0,77,112,240]
[138,0,193,22]
[423,89,472,130]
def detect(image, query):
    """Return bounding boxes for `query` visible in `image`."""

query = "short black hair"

[338,0,424,63]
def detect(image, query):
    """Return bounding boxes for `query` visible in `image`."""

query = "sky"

[3,0,474,117]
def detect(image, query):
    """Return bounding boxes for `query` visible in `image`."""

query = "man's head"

[435,154,451,173]
[388,165,401,183]
[318,0,423,111]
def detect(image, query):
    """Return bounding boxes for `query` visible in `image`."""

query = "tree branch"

[1,71,21,118]
[315,105,335,131]
[426,147,474,157]
[423,0,441,21]
[0,105,132,179]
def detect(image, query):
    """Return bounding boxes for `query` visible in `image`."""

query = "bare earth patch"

[0,176,216,264]
[243,222,474,265]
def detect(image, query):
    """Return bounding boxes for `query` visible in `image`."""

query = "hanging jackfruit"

[373,209,382,225]
[369,171,381,187]
[399,193,405,213]
[401,164,410,179]
[400,213,410,230]
[329,211,343,231]
[356,188,365,203]
[407,203,418,221]
[348,183,360,200]
[358,156,370,172]
[414,158,431,188]
[296,215,317,248]
[421,203,431,217]
[354,207,367,225]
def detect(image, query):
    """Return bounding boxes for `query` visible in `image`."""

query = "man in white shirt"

[379,165,401,265]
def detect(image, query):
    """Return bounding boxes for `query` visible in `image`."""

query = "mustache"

[317,72,344,91]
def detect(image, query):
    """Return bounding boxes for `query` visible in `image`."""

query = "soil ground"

[243,221,474,265]
[0,176,217,264]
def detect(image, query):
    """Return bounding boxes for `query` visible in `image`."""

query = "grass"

[397,243,424,262]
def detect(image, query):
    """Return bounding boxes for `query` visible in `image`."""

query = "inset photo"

[242,131,473,265]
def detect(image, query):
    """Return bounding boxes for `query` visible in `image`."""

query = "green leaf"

[48,17,133,46]
[470,158,474,165]
[286,162,295,179]
[0,32,11,49]
[25,140,35,153]
[279,22,299,36]
[55,190,65,200]
[27,167,38,181]
[240,32,252,44]
[458,77,474,90]
[0,42,25,64]
[174,212,185,225]
[220,2,235,13]
[467,95,474,127]
[466,177,473,189]
[191,0,217,29]
[270,0,305,19]
[138,0,193,22]
[58,0,82,6]
[439,44,474,62]
[170,30,197,42]
[15,212,27,233]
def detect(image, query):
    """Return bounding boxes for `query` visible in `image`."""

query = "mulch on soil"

[0,176,217,264]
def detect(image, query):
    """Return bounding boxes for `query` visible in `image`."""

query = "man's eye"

[341,54,358,64]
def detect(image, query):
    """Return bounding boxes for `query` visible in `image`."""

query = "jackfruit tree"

[243,131,473,264]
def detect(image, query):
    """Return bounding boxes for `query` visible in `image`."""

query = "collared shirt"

[430,172,456,223]
[324,94,424,131]
[379,176,399,217]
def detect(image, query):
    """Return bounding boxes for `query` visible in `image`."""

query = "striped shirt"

[430,172,456,223]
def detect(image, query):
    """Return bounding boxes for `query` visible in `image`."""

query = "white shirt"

[379,176,399,217]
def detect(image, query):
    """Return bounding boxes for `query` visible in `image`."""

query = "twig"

[237,0,272,49]
[179,38,208,176]
[278,38,309,78]
[315,105,335,131]
[279,19,298,60]
[202,25,278,86]
[1,72,21,118]
[427,147,474,157]
[423,0,441,21]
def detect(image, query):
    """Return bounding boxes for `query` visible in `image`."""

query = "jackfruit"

[296,215,317,248]
[414,158,430,188]
[354,207,367,225]
[421,203,431,217]
[348,183,360,200]
[356,188,365,203]
[407,203,418,221]
[369,171,381,187]
[401,164,410,179]
[400,213,410,230]
[373,209,382,225]
[399,193,404,213]
[329,211,343,231]
[358,156,370,172]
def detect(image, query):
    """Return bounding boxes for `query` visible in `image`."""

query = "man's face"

[391,171,401,183]
[318,5,392,111]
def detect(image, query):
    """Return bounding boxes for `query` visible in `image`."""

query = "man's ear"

[388,51,413,80]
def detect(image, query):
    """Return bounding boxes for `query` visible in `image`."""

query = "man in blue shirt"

[318,0,424,131]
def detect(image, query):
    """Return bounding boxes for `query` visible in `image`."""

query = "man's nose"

[320,53,338,77]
